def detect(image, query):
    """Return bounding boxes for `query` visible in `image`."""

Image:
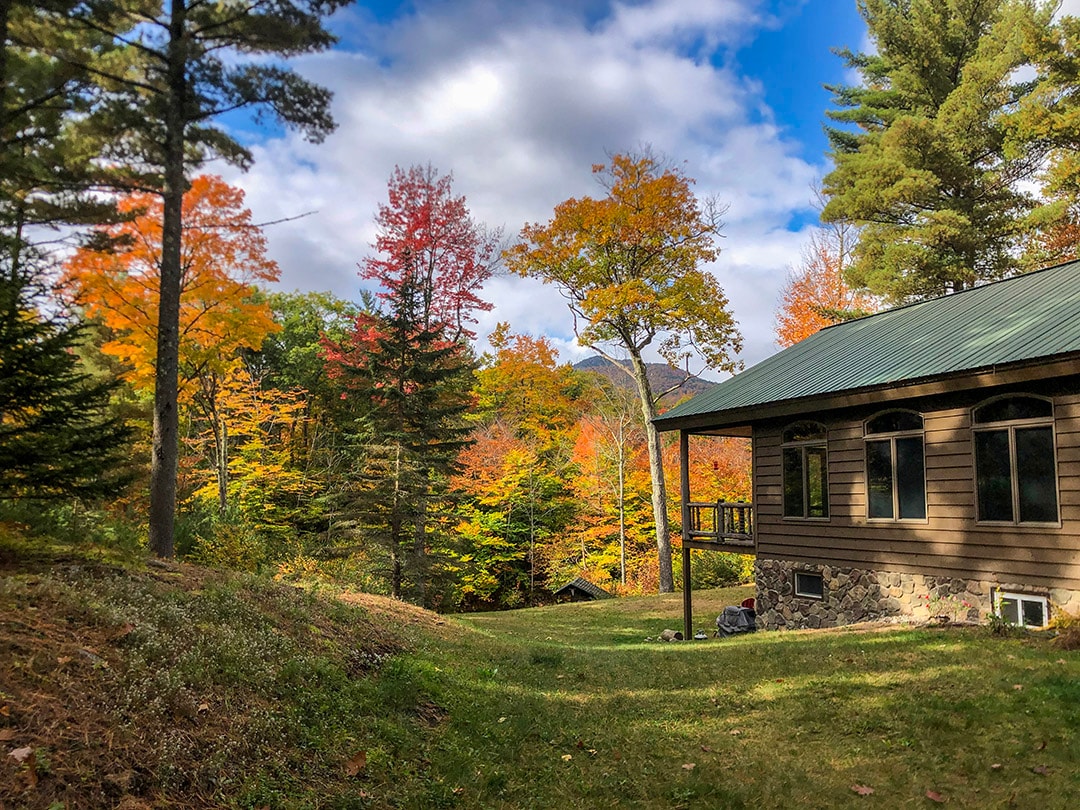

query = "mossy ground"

[2,529,1077,808]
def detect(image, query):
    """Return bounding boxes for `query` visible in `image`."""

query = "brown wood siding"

[752,379,1080,592]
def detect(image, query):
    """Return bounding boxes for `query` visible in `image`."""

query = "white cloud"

[1058,0,1080,19]
[231,0,819,371]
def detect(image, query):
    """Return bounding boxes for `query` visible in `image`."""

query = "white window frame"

[995,590,1049,628]
[794,571,824,600]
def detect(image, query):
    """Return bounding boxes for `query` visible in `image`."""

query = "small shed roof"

[553,577,613,600]
[655,260,1080,433]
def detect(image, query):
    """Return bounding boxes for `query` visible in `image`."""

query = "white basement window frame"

[794,571,824,599]
[995,591,1049,628]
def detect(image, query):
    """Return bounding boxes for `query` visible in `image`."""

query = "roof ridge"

[819,258,1080,332]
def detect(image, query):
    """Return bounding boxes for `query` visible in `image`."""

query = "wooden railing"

[686,501,754,548]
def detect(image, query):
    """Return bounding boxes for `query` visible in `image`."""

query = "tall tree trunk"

[216,419,228,515]
[413,490,427,606]
[148,0,187,558]
[628,352,674,592]
[390,442,403,599]
[0,1,11,130]
[618,418,626,587]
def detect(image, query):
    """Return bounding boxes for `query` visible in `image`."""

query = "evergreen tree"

[821,0,1060,302]
[1011,11,1080,268]
[1,2,126,285]
[329,278,475,605]
[0,269,130,499]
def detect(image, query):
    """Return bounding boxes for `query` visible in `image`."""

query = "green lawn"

[2,537,1078,809]
[408,588,1080,809]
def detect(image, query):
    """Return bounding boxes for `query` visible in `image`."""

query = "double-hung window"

[865,411,926,520]
[973,396,1058,524]
[782,422,829,519]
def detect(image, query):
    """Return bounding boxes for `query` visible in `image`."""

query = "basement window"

[794,571,824,600]
[996,591,1049,628]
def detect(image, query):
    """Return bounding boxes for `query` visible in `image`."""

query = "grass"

[2,529,1078,808]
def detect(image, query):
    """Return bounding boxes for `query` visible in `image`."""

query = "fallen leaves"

[561,754,573,762]
[110,623,136,641]
[343,750,367,777]
[8,746,37,788]
[0,729,16,741]
[850,784,875,796]
[681,763,696,771]
[925,789,945,803]
[1031,765,1051,776]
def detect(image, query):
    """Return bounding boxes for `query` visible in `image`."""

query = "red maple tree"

[361,164,499,340]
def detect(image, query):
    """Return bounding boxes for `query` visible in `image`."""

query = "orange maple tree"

[63,174,281,393]
[775,226,876,347]
[1029,218,1080,268]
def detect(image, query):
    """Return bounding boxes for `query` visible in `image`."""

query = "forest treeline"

[6,157,752,609]
[6,1,1080,609]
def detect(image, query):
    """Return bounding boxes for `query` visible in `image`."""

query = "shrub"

[1051,607,1080,650]
[689,550,754,589]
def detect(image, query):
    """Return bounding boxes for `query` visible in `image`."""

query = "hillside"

[573,355,717,406]
[2,529,1079,808]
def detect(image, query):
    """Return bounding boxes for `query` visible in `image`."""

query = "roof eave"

[653,352,1080,434]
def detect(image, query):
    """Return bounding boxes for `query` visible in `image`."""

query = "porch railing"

[685,501,754,548]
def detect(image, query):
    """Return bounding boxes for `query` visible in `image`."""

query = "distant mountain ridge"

[572,356,717,405]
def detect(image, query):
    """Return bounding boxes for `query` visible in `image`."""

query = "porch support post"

[680,430,692,640]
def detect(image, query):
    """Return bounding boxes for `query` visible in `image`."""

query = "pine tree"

[53,0,349,557]
[821,0,1059,302]
[0,269,130,499]
[330,278,475,605]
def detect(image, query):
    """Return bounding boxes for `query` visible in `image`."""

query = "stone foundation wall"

[754,558,1080,630]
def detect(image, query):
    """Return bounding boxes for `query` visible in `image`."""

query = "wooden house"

[654,261,1080,632]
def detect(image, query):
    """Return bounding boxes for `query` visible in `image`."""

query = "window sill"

[975,520,1061,529]
[866,517,930,525]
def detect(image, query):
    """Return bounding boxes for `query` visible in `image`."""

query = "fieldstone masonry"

[754,558,1080,630]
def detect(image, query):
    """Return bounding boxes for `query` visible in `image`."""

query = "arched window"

[782,421,829,519]
[973,395,1058,524]
[865,410,926,520]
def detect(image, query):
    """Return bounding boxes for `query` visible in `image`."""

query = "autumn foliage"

[63,175,280,393]
[38,166,755,609]
[362,164,498,339]
[775,228,876,347]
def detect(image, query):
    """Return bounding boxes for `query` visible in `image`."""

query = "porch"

[685,501,754,549]
[677,431,756,638]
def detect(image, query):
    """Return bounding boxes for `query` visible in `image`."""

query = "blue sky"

[229,0,871,370]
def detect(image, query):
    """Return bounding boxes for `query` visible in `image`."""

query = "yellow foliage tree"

[64,175,283,521]
[506,152,742,592]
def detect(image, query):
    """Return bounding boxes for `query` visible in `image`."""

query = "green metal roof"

[655,260,1080,431]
